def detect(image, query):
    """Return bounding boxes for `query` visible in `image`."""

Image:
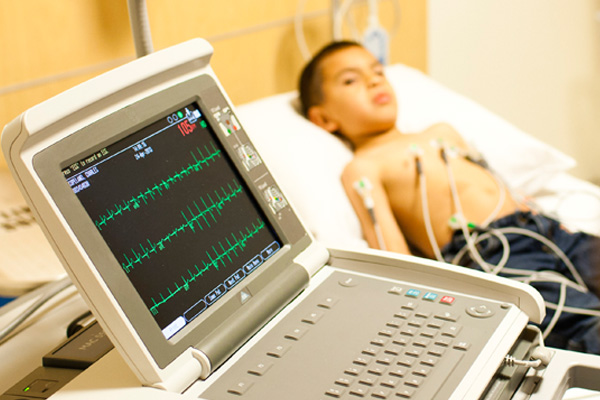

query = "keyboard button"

[427,320,444,329]
[400,327,418,337]
[353,356,370,366]
[394,310,412,319]
[467,304,495,318]
[401,300,418,309]
[392,336,410,346]
[227,379,254,395]
[335,377,354,387]
[434,338,453,347]
[367,366,387,376]
[371,337,388,347]
[405,348,424,358]
[266,343,290,358]
[372,388,391,399]
[407,319,423,328]
[384,346,403,356]
[412,366,431,377]
[338,276,359,287]
[380,377,400,388]
[349,387,369,397]
[302,310,324,324]
[284,326,308,341]
[428,348,446,357]
[389,367,408,377]
[386,320,403,329]
[397,357,416,367]
[362,347,380,357]
[388,286,403,295]
[324,387,345,398]
[434,311,460,322]
[358,376,378,386]
[423,292,438,301]
[378,328,395,337]
[405,377,424,388]
[247,361,273,376]
[453,341,471,351]
[317,296,339,309]
[376,356,394,366]
[345,366,364,376]
[420,357,439,367]
[420,328,438,339]
[413,338,431,348]
[442,324,462,338]
[396,387,416,398]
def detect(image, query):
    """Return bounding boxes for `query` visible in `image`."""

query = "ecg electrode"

[62,102,282,339]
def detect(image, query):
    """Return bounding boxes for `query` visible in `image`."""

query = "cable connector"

[504,346,552,370]
[448,214,477,231]
[354,178,375,210]
[408,144,424,176]
[408,143,424,157]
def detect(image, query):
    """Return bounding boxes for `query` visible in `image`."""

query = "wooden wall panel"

[0,0,426,169]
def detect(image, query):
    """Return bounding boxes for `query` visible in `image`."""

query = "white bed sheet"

[236,64,600,248]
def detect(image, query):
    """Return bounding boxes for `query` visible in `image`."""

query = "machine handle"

[519,348,600,399]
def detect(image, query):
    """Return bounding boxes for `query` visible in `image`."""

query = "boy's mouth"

[373,92,392,105]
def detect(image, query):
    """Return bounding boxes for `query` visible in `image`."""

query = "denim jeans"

[441,211,600,354]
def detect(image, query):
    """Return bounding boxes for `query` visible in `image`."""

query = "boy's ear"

[307,106,339,133]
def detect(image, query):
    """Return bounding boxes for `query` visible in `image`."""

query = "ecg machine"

[2,38,600,400]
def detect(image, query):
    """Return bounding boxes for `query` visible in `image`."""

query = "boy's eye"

[339,72,359,86]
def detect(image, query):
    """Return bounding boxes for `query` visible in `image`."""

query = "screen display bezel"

[61,100,284,340]
[33,74,310,367]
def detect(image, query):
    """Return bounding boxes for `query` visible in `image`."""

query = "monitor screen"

[62,102,282,339]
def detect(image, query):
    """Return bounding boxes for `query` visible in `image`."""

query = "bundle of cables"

[295,0,401,63]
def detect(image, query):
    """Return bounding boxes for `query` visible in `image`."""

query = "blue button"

[406,289,421,298]
[423,292,438,301]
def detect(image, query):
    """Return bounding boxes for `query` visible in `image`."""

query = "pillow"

[235,64,576,247]
[236,92,366,249]
[386,64,576,195]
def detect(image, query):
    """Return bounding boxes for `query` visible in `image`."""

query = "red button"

[440,296,455,304]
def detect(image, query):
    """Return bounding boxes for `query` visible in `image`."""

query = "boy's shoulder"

[341,153,378,180]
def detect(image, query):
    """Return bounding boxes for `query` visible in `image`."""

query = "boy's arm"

[341,162,410,254]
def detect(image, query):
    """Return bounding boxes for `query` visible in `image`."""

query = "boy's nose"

[368,73,384,87]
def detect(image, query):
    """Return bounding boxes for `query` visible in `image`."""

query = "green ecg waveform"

[94,143,221,231]
[148,219,266,315]
[120,179,243,273]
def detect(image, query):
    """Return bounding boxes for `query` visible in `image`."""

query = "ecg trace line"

[94,143,222,231]
[148,219,266,315]
[120,179,243,273]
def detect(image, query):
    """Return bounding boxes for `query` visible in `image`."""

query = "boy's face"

[308,46,397,143]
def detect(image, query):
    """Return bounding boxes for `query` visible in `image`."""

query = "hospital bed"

[236,63,600,248]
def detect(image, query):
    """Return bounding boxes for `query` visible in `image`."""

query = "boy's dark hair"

[298,41,362,117]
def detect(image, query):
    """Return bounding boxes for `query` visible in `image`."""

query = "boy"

[299,41,600,354]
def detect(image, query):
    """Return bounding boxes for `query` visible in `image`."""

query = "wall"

[428,0,600,183]
[0,0,427,170]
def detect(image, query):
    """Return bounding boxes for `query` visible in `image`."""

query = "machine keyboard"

[325,299,469,399]
[200,270,515,400]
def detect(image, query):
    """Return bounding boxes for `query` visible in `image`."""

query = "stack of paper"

[0,169,65,297]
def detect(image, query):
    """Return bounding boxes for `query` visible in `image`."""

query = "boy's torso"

[349,124,520,257]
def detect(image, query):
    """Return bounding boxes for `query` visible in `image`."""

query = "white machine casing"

[0,38,329,391]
